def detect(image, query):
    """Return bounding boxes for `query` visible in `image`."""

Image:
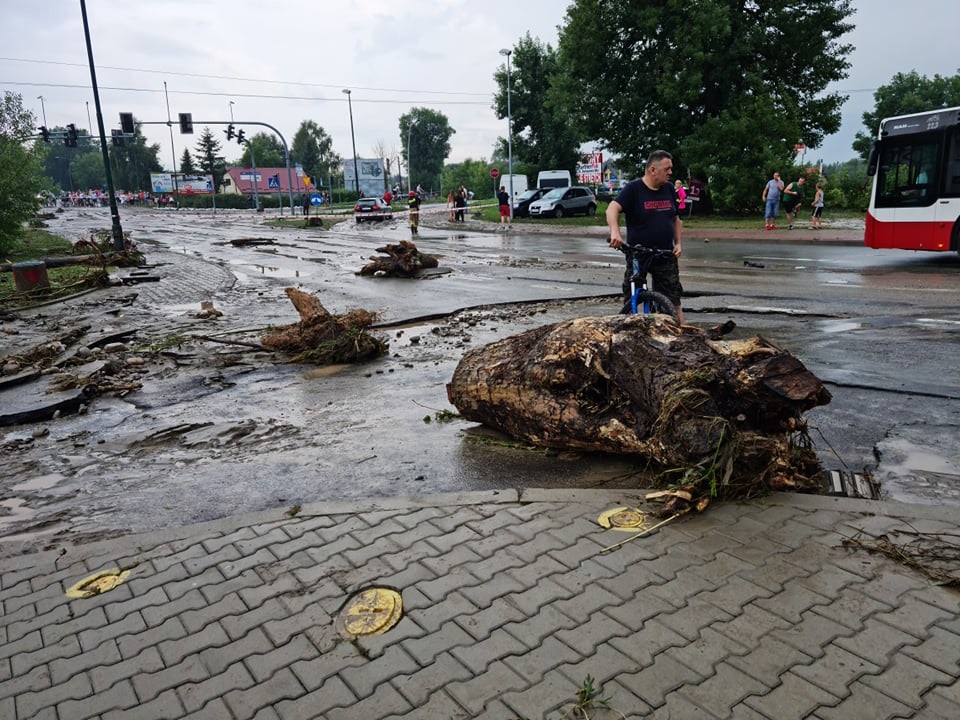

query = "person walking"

[811,182,824,229]
[447,191,456,222]
[408,190,420,235]
[762,171,784,230]
[454,189,467,223]
[497,186,512,230]
[606,149,685,324]
[782,176,806,230]
[674,180,687,215]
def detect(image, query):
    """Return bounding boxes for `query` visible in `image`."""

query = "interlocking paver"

[4,491,958,720]
[222,668,305,718]
[390,651,473,707]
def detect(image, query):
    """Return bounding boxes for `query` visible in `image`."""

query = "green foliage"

[823,158,870,210]
[553,0,854,212]
[179,148,196,174]
[193,127,227,192]
[493,33,580,172]
[0,91,45,255]
[400,108,454,191]
[853,71,960,158]
[291,120,341,187]
[107,120,164,192]
[239,132,285,168]
[443,159,498,200]
[71,151,106,189]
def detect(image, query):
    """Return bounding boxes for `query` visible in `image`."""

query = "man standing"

[762,171,785,230]
[606,150,685,324]
[782,176,806,230]
[497,185,512,230]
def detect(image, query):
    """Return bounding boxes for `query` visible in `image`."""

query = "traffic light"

[178,113,193,134]
[225,124,235,140]
[236,129,245,144]
[65,123,78,147]
[38,126,50,142]
[119,112,135,134]
[111,129,124,146]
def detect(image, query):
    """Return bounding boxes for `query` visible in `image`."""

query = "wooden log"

[446,314,831,501]
[359,240,439,277]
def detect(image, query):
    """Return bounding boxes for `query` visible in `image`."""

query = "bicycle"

[618,245,679,321]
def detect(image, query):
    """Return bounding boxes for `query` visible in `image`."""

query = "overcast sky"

[2,0,957,175]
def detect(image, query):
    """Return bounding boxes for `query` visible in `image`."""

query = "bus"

[864,106,960,252]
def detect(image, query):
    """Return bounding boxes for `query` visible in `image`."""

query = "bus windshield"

[875,134,940,208]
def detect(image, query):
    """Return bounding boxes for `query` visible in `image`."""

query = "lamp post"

[406,118,418,194]
[229,101,234,122]
[342,89,360,199]
[499,48,514,218]
[37,95,47,127]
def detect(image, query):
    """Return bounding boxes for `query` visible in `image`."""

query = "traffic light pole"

[80,0,125,252]
[136,120,295,215]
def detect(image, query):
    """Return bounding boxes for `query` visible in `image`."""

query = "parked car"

[512,188,548,218]
[354,197,393,223]
[528,186,597,218]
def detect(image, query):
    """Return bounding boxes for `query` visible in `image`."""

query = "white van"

[500,174,528,201]
[536,170,572,190]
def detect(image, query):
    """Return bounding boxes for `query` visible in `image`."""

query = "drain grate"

[336,587,403,638]
[66,568,132,599]
[597,506,648,532]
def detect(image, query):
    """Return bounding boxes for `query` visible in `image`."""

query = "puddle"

[876,430,960,505]
[818,320,863,333]
[11,474,66,493]
[304,364,352,378]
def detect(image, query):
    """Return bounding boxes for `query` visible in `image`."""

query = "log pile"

[359,240,438,277]
[260,288,387,364]
[447,314,831,509]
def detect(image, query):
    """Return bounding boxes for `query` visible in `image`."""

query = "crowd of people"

[40,190,181,208]
[762,172,824,230]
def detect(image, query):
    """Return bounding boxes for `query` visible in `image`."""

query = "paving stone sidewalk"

[2,489,958,720]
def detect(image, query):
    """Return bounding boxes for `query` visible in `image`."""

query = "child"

[811,183,824,229]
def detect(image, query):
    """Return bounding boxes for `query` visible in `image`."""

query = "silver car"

[528,186,597,218]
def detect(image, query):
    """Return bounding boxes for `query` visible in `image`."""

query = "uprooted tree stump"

[447,314,831,512]
[359,240,439,277]
[261,288,387,364]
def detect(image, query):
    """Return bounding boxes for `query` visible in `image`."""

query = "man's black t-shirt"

[615,179,678,251]
[497,190,509,207]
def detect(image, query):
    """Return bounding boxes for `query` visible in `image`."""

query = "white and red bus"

[865,106,960,252]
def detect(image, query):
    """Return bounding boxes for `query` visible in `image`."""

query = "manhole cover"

[336,587,403,638]
[597,506,648,532]
[65,568,132,599]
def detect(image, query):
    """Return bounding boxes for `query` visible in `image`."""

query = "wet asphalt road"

[1,206,958,554]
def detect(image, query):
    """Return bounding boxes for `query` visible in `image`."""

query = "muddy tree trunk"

[447,315,831,501]
[260,288,387,364]
[359,240,438,277]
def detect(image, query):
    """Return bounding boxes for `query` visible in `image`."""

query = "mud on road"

[2,207,958,557]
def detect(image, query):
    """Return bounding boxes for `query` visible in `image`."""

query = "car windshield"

[541,188,566,200]
[518,190,540,201]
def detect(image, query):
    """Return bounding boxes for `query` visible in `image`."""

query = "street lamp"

[406,118,418,193]
[37,95,47,127]
[499,48,514,218]
[342,89,360,199]
[229,100,235,122]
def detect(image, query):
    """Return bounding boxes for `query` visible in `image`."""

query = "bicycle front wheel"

[624,291,679,322]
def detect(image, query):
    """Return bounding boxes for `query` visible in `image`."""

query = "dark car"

[512,188,548,218]
[353,197,393,223]
[528,186,597,218]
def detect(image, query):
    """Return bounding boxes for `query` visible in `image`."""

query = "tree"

[108,121,162,192]
[72,151,106,189]
[0,91,44,252]
[291,120,340,189]
[493,33,580,173]
[443,159,496,200]
[179,148,196,175]
[239,132,284,168]
[400,108,454,191]
[554,0,854,211]
[39,124,97,191]
[194,127,226,192]
[852,71,960,159]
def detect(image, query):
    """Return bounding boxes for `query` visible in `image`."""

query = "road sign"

[268,176,280,190]
[490,168,500,179]
[310,193,323,206]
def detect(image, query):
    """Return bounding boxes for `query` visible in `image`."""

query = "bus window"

[946,127,960,197]
[875,137,939,207]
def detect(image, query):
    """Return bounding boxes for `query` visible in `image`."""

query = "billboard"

[343,158,385,197]
[577,152,603,184]
[150,173,214,194]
